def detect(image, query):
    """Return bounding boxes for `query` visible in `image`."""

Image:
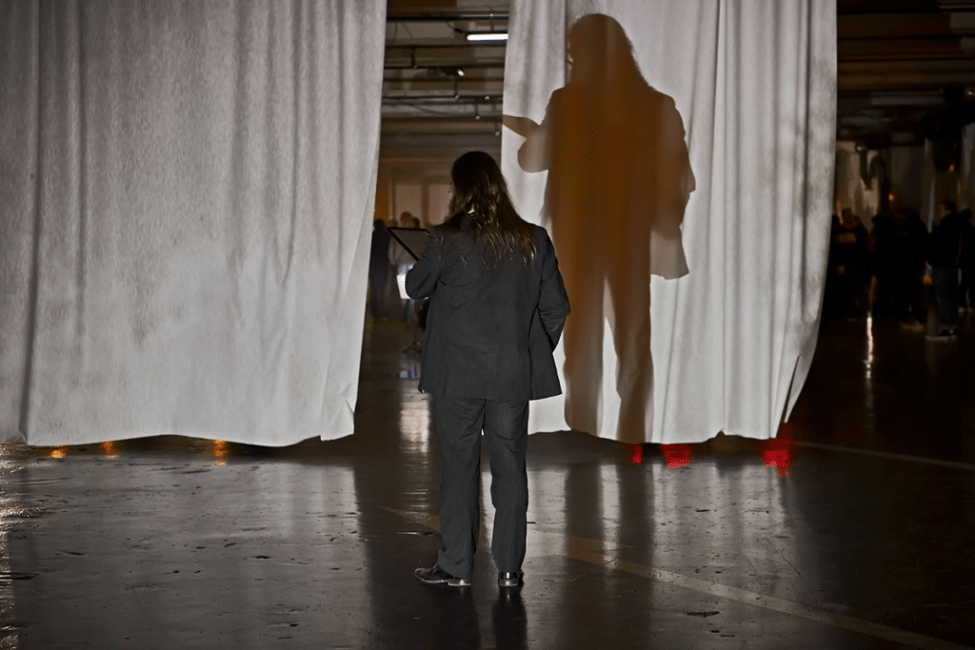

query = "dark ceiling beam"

[386,10,508,22]
[383,94,502,102]
[383,85,504,96]
[381,118,502,136]
[838,11,975,37]
[384,76,502,84]
[383,80,504,95]
[384,60,506,70]
[839,36,975,59]
[379,2,974,150]
[838,0,963,14]
[384,69,503,78]
[838,59,975,90]
[385,40,506,49]
[836,3,975,146]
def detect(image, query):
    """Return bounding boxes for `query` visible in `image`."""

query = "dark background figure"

[390,211,420,322]
[823,214,843,321]
[868,210,905,319]
[927,200,964,336]
[832,208,870,318]
[957,208,974,312]
[368,219,392,319]
[504,14,694,442]
[899,207,930,323]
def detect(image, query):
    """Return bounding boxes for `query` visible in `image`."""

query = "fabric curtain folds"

[0,1,386,445]
[503,0,837,443]
[1,0,836,447]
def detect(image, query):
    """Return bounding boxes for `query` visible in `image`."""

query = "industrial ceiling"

[381,0,975,161]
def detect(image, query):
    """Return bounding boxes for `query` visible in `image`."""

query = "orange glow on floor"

[212,440,229,461]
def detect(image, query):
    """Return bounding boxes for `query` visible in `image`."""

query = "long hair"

[447,151,537,265]
[567,14,645,91]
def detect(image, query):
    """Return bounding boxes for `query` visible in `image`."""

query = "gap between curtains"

[0,0,387,446]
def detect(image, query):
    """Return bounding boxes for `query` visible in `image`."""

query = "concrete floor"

[1,313,974,649]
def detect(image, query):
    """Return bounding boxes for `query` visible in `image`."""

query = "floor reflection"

[212,440,229,464]
[0,511,17,650]
[493,588,527,649]
[0,316,970,648]
[862,315,877,444]
[397,395,431,457]
[430,588,481,648]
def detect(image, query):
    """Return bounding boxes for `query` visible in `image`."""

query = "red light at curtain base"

[662,444,693,468]
[762,438,792,477]
[630,444,643,464]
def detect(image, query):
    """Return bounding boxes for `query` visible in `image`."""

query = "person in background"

[833,208,870,318]
[957,208,974,313]
[368,219,392,319]
[869,210,904,319]
[927,200,964,337]
[389,212,419,321]
[822,214,843,321]
[899,207,929,324]
[406,151,569,589]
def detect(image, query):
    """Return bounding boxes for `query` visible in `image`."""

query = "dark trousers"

[932,267,958,330]
[960,266,973,310]
[432,396,529,580]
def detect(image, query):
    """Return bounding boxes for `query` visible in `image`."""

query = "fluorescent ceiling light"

[466,32,508,42]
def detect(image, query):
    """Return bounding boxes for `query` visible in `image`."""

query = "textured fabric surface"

[502,1,836,442]
[0,1,386,445]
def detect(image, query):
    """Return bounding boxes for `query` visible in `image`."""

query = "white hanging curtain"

[503,0,836,443]
[0,0,386,446]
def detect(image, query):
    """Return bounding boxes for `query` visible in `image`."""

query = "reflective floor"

[1,313,974,649]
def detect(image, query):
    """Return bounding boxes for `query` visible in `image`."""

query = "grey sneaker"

[414,564,471,587]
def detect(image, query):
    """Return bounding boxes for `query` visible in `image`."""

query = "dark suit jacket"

[406,214,570,401]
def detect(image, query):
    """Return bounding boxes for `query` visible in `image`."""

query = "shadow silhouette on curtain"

[504,14,694,441]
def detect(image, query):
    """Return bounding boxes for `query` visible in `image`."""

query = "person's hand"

[501,114,540,137]
[503,115,549,172]
[923,275,933,285]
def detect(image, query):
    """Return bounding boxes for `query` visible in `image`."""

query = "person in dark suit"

[928,200,964,337]
[407,151,570,589]
[958,208,974,312]
[367,219,392,319]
